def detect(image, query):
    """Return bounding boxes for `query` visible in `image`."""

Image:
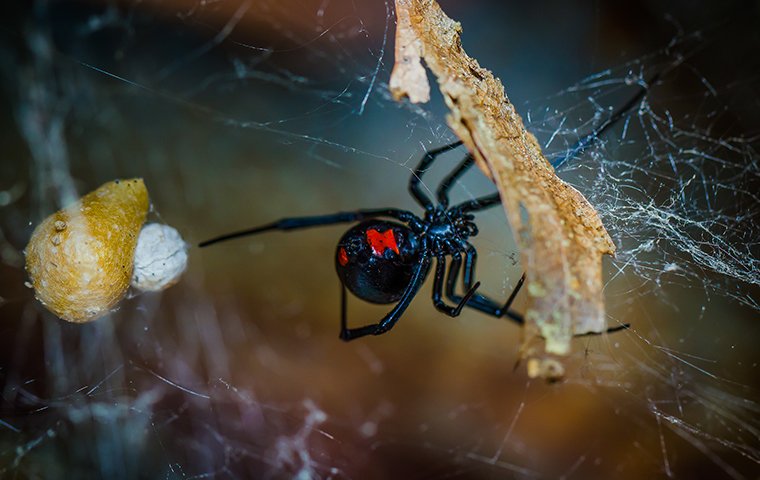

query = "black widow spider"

[200,82,652,341]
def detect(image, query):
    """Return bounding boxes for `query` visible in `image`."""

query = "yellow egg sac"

[24,179,149,323]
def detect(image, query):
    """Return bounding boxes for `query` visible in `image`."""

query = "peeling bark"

[390,0,616,372]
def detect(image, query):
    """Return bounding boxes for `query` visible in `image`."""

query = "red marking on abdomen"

[366,228,400,257]
[338,247,349,266]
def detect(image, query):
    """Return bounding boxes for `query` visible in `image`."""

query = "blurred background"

[1,0,759,478]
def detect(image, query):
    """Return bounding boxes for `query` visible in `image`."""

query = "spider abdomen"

[335,220,421,304]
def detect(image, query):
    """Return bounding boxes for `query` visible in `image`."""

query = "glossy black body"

[335,220,420,304]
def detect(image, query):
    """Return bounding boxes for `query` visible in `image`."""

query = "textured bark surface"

[390,0,615,365]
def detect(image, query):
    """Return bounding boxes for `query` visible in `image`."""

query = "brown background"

[0,1,758,478]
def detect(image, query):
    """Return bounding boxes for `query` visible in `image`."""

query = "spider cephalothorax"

[421,208,478,253]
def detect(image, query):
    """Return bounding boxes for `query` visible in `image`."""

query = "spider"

[199,82,652,341]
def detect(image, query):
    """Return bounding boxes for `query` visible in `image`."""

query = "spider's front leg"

[339,251,432,341]
[408,141,463,210]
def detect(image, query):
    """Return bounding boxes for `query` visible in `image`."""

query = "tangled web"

[0,0,758,478]
[550,52,760,312]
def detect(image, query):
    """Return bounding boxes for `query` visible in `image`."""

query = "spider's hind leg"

[339,252,433,341]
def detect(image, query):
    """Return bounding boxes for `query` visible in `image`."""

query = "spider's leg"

[461,245,526,317]
[574,323,631,336]
[461,244,477,290]
[456,244,512,304]
[442,246,525,326]
[199,208,420,247]
[446,252,464,294]
[457,251,629,335]
[467,273,525,320]
[339,251,432,341]
[460,247,630,335]
[431,254,480,316]
[453,193,501,214]
[462,278,526,327]
[340,283,350,335]
[460,245,521,304]
[550,72,659,170]
[448,247,631,335]
[409,141,463,211]
[436,154,474,207]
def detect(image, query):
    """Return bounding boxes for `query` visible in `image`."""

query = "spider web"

[0,0,759,478]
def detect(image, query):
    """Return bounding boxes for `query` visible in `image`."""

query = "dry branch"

[390,0,616,370]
